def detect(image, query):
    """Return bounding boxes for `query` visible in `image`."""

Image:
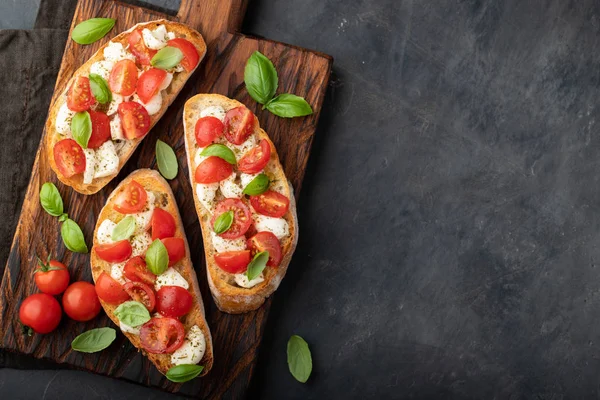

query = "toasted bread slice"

[183,94,299,313]
[46,20,206,194]
[90,168,213,375]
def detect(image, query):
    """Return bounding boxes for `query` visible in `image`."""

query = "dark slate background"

[3,0,600,398]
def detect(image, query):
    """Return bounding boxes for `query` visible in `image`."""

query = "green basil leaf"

[89,73,112,104]
[112,216,136,241]
[114,301,151,327]
[151,46,183,70]
[244,51,278,105]
[156,139,178,180]
[72,18,116,45]
[266,94,313,118]
[213,211,234,235]
[166,364,204,383]
[58,213,69,222]
[287,335,312,383]
[71,111,92,149]
[39,182,64,217]
[242,173,270,195]
[200,144,236,165]
[246,251,269,281]
[71,327,116,353]
[145,239,169,275]
[61,218,88,253]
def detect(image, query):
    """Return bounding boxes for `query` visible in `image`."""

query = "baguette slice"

[183,94,299,313]
[90,168,213,376]
[46,20,206,194]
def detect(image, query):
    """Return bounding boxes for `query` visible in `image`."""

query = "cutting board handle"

[177,0,250,43]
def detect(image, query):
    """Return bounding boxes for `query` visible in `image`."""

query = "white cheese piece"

[154,268,190,291]
[119,321,140,335]
[132,192,155,234]
[173,65,185,73]
[167,32,175,40]
[104,41,135,62]
[235,272,265,288]
[220,172,243,198]
[170,325,206,365]
[107,93,125,116]
[89,60,114,81]
[132,93,162,116]
[211,231,246,253]
[130,232,152,257]
[159,72,173,90]
[97,219,117,244]
[254,215,290,240]
[82,148,96,184]
[142,25,169,50]
[227,134,257,158]
[55,103,75,135]
[194,147,207,166]
[240,172,260,189]
[110,262,126,285]
[195,183,218,212]
[199,105,226,122]
[94,140,119,179]
[110,114,124,140]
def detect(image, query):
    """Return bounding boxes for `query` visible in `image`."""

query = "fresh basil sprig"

[112,216,136,241]
[72,18,116,45]
[242,173,269,195]
[166,364,204,383]
[146,239,169,275]
[61,218,88,253]
[71,327,116,353]
[40,182,65,218]
[151,46,183,70]
[71,111,92,149]
[213,211,234,235]
[287,335,312,383]
[156,139,178,180]
[266,94,313,118]
[246,251,269,281]
[114,301,151,327]
[89,73,112,104]
[200,144,236,165]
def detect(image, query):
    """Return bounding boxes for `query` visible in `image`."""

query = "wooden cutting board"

[0,0,331,397]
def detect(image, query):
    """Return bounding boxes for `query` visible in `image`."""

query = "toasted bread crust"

[90,169,213,375]
[183,94,299,314]
[46,20,206,194]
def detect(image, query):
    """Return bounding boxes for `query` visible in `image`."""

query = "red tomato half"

[166,38,199,71]
[194,156,233,184]
[123,281,156,312]
[250,190,290,218]
[62,282,101,322]
[95,272,130,305]
[124,256,156,285]
[87,111,111,149]
[109,59,138,96]
[128,29,157,66]
[238,139,271,174]
[54,139,86,178]
[114,180,148,214]
[137,68,167,103]
[194,116,224,147]
[118,101,151,139]
[139,317,185,354]
[67,76,95,112]
[34,259,70,295]
[214,250,251,273]
[95,240,133,263]
[247,231,282,267]
[156,286,193,318]
[211,198,252,239]
[224,106,255,145]
[162,237,186,266]
[151,208,176,240]
[19,293,62,334]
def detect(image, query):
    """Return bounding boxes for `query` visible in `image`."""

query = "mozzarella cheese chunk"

[131,232,152,257]
[194,147,207,166]
[195,183,218,212]
[110,114,124,140]
[200,105,226,122]
[104,41,135,62]
[94,140,120,178]
[142,25,170,50]
[154,267,189,291]
[82,148,96,184]
[119,321,140,335]
[132,92,162,115]
[171,325,206,365]
[111,262,126,285]
[97,219,117,244]
[107,93,124,116]
[254,215,290,239]
[160,72,173,90]
[220,172,243,198]
[132,192,155,234]
[55,103,75,135]
[239,172,260,190]
[227,134,257,158]
[89,60,114,81]
[234,272,265,288]
[211,231,246,253]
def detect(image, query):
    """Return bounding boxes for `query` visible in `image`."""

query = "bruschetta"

[183,94,299,314]
[90,169,213,376]
[47,20,206,194]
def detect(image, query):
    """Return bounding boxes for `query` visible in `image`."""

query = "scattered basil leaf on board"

[112,216,136,241]
[266,94,313,118]
[242,173,270,195]
[156,139,178,180]
[71,327,116,353]
[166,364,204,383]
[89,73,112,104]
[146,239,169,275]
[246,251,269,281]
[151,46,183,70]
[71,111,92,148]
[114,301,151,327]
[245,51,278,105]
[72,18,116,45]
[213,211,234,234]
[39,182,64,217]
[61,218,88,253]
[287,335,312,383]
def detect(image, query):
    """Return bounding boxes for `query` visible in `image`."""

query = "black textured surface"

[4,0,600,399]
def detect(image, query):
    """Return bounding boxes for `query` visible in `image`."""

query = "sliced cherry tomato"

[34,258,70,295]
[114,180,148,214]
[54,139,86,178]
[194,156,233,184]
[166,38,199,71]
[95,272,130,305]
[162,237,186,266]
[108,59,138,96]
[139,317,185,354]
[151,208,176,240]
[224,106,255,145]
[250,190,290,218]
[19,293,62,334]
[123,281,156,312]
[195,116,224,147]
[156,286,193,318]
[211,199,252,239]
[95,240,133,263]
[87,110,111,148]
[62,281,101,322]
[118,101,152,139]
[137,68,167,103]
[247,231,282,267]
[123,256,156,285]
[67,76,95,112]
[214,250,251,274]
[238,139,271,174]
[128,29,157,66]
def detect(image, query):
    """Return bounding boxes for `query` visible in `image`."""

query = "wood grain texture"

[0,0,332,398]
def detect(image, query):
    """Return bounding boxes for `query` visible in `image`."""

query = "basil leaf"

[61,218,88,253]
[71,111,92,149]
[71,327,116,353]
[145,239,169,275]
[114,301,151,327]
[244,51,278,105]
[287,335,312,383]
[89,73,112,104]
[151,46,183,70]
[246,251,269,281]
[58,213,69,222]
[266,94,313,118]
[40,182,64,217]
[156,139,178,180]
[166,364,204,383]
[242,173,270,195]
[112,216,136,241]
[72,18,116,45]
[213,211,234,235]
[200,144,236,165]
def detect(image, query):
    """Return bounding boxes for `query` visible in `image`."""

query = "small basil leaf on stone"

[287,335,312,383]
